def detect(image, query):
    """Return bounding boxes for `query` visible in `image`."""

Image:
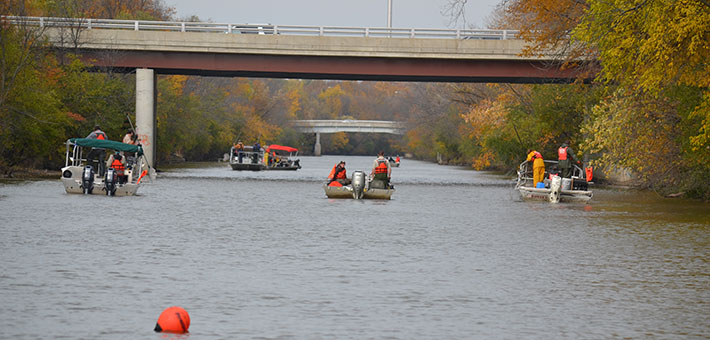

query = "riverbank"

[0,167,58,181]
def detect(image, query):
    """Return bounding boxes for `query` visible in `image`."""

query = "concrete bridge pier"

[314,132,322,156]
[136,68,156,167]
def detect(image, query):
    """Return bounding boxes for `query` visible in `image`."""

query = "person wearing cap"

[327,161,350,186]
[86,125,108,176]
[558,142,579,178]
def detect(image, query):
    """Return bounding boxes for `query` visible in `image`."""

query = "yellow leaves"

[328,132,349,151]
[165,75,187,96]
[689,92,710,154]
[472,151,494,170]
[577,0,710,91]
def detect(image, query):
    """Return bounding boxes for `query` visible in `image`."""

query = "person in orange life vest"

[526,149,545,187]
[395,155,400,163]
[371,150,391,187]
[327,161,350,186]
[86,125,108,176]
[557,142,579,178]
[106,152,127,184]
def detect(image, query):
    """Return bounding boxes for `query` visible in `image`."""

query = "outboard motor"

[351,171,367,199]
[104,168,118,196]
[81,165,95,194]
[549,175,562,203]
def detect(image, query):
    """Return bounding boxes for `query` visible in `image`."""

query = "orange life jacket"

[558,147,568,160]
[111,159,125,175]
[328,181,343,187]
[395,156,400,162]
[374,159,388,174]
[97,133,106,140]
[328,165,347,180]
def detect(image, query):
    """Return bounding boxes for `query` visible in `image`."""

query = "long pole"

[387,0,392,28]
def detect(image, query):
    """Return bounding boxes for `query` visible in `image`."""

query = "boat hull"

[61,166,140,196]
[266,165,300,171]
[517,186,592,203]
[230,162,265,171]
[323,184,394,200]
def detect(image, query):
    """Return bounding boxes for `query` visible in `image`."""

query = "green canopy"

[69,138,143,155]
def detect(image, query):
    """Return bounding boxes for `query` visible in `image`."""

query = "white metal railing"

[2,16,519,40]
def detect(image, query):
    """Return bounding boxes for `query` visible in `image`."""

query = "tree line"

[1,0,708,199]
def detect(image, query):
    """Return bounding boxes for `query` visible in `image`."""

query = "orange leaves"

[65,111,85,122]
[460,99,505,139]
[504,0,589,58]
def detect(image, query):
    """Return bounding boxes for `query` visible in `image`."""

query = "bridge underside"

[81,50,588,83]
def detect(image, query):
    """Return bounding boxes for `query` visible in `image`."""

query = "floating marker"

[154,306,190,333]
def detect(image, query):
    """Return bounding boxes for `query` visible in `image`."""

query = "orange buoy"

[154,306,190,333]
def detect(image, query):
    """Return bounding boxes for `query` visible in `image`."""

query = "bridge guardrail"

[2,16,519,40]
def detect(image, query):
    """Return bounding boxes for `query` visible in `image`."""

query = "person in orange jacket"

[327,161,350,186]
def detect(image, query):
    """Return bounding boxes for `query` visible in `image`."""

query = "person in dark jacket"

[558,142,579,178]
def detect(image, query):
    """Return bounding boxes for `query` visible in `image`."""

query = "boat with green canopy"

[61,138,154,196]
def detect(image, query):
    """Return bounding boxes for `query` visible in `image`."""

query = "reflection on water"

[0,156,708,339]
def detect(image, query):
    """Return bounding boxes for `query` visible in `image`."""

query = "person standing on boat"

[526,149,545,187]
[327,161,350,186]
[122,129,137,167]
[558,142,579,178]
[235,141,245,163]
[371,151,391,188]
[86,125,108,177]
[252,141,261,164]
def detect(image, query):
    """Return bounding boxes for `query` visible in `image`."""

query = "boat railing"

[230,147,264,164]
[517,160,586,186]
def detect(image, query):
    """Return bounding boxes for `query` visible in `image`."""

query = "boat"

[264,144,301,170]
[323,171,395,199]
[61,138,153,196]
[515,160,592,203]
[229,145,265,171]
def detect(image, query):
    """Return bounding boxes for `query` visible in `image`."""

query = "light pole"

[387,0,392,28]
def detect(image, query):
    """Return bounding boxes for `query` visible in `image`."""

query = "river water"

[1,156,708,339]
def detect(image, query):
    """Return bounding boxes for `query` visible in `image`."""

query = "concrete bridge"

[292,120,405,155]
[6,16,590,164]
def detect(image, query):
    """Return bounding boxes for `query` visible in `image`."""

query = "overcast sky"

[164,0,502,29]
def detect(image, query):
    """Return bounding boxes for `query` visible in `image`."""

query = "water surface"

[1,156,707,339]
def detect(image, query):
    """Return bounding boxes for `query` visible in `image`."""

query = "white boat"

[229,145,265,171]
[61,138,153,196]
[515,160,592,203]
[323,171,395,200]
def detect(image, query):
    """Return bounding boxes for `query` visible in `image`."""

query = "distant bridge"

[292,120,405,155]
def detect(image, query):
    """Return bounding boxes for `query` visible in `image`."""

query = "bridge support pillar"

[314,132,321,156]
[136,68,156,167]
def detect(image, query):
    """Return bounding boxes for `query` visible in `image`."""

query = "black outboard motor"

[104,168,118,196]
[351,171,367,199]
[81,165,95,194]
